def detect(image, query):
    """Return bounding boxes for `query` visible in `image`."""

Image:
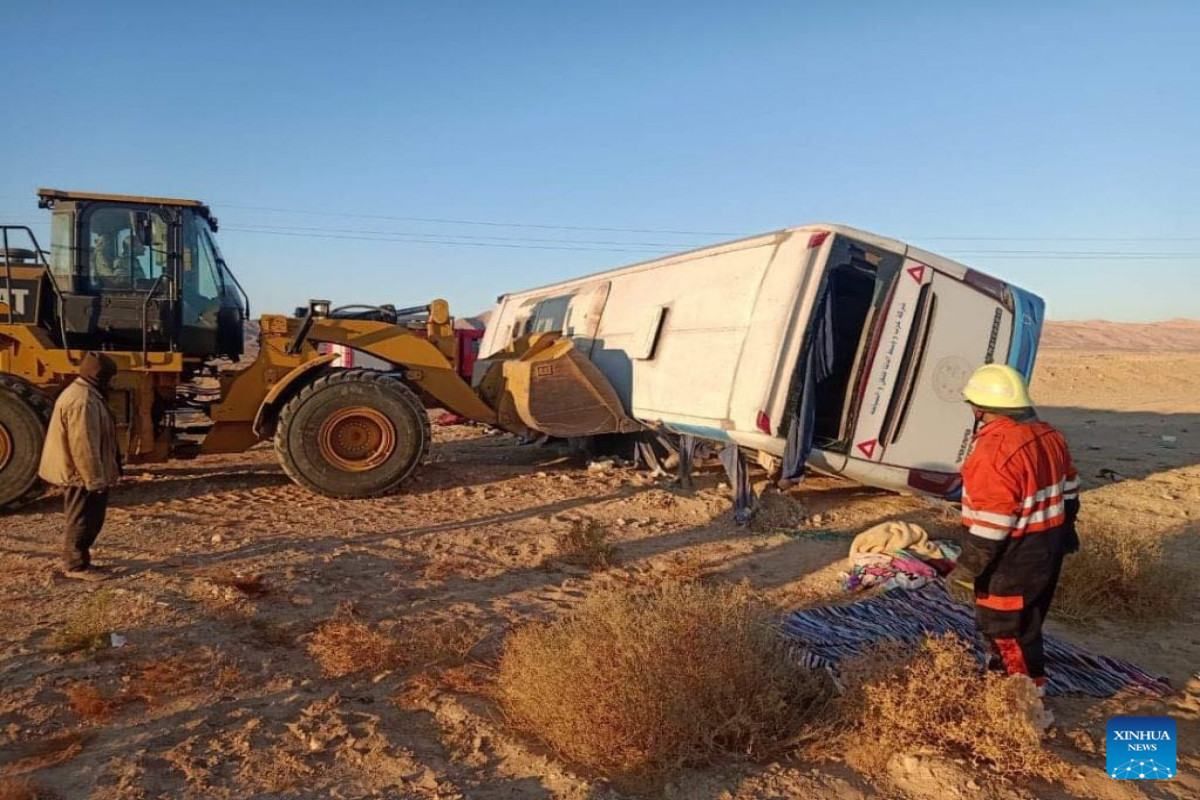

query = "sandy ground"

[1,347,1198,799]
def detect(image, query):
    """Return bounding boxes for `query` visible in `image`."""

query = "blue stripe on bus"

[1007,287,1046,381]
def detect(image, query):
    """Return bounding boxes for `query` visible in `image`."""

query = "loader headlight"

[310,300,331,318]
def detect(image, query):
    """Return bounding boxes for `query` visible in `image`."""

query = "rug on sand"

[781,583,1171,698]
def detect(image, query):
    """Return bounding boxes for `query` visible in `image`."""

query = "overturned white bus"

[476,224,1045,498]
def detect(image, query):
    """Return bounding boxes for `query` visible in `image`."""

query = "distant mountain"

[1042,319,1200,351]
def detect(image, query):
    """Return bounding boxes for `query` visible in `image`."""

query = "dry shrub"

[817,635,1066,781]
[404,618,484,667]
[657,553,708,583]
[422,556,474,582]
[129,658,193,705]
[65,650,242,721]
[0,778,53,800]
[0,733,88,776]
[63,683,122,722]
[215,662,245,692]
[246,617,299,647]
[433,663,495,696]
[497,583,829,785]
[1054,521,1190,624]
[209,570,269,597]
[749,490,809,532]
[553,519,615,570]
[308,618,402,678]
[48,590,115,653]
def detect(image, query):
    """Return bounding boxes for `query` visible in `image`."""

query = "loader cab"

[37,188,248,361]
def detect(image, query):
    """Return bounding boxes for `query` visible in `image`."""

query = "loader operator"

[91,216,147,289]
[945,364,1080,688]
[38,352,122,580]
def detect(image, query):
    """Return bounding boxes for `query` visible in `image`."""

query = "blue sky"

[3,1,1197,321]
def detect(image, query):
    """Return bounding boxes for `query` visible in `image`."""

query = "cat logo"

[0,287,30,315]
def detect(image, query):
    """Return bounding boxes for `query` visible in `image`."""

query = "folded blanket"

[849,521,941,560]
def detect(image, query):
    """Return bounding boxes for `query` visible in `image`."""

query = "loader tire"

[275,369,430,499]
[0,376,53,511]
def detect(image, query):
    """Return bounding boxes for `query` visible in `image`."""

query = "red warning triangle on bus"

[856,438,878,458]
[907,264,926,284]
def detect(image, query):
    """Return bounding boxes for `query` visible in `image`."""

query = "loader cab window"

[49,212,74,291]
[83,206,167,292]
[182,213,224,330]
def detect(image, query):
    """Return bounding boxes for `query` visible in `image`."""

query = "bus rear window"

[799,236,904,451]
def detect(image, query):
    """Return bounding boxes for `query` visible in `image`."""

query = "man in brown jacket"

[38,353,121,579]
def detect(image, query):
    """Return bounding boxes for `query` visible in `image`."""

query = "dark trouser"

[63,486,108,570]
[976,551,1064,684]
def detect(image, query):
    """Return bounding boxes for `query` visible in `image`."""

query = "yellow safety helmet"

[962,364,1033,409]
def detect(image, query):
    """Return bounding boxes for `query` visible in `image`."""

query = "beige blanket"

[849,521,940,559]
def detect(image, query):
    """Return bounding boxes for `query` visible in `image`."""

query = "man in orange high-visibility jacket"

[946,364,1080,687]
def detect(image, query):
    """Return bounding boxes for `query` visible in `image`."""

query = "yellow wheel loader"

[0,189,637,509]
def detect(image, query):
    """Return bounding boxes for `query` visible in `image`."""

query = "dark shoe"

[62,567,108,582]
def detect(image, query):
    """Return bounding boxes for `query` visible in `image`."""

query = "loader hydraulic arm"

[301,316,498,425]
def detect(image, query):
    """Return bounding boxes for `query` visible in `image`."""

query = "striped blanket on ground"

[781,583,1171,698]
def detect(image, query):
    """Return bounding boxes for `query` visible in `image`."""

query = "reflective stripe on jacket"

[961,417,1078,543]
[38,378,121,491]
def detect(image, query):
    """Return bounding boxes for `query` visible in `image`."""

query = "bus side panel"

[598,241,781,425]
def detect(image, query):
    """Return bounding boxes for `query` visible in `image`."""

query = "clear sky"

[3,1,1197,322]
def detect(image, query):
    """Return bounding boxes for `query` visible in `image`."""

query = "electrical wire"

[213,202,738,237]
[5,205,1199,259]
[223,226,673,254]
[226,222,706,248]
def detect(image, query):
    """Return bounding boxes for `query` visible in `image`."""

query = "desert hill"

[1042,318,1200,351]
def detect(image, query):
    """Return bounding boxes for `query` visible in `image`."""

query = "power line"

[223,226,673,254]
[214,202,738,237]
[228,221,705,248]
[7,203,1199,258]
[942,252,1198,260]
[943,249,1200,257]
[919,235,1200,242]
[222,226,1200,259]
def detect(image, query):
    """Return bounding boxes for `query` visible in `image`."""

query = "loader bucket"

[482,336,641,438]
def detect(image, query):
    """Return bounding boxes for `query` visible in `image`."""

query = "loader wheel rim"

[317,407,396,472]
[0,424,10,472]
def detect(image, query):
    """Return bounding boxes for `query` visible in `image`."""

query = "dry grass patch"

[308,617,402,678]
[127,650,243,704]
[0,778,54,800]
[209,570,269,598]
[65,649,243,721]
[815,634,1066,781]
[422,556,474,582]
[749,490,809,532]
[404,617,485,667]
[245,617,301,648]
[553,519,615,570]
[47,590,115,653]
[498,582,829,786]
[0,732,88,777]
[1054,521,1190,624]
[64,683,122,722]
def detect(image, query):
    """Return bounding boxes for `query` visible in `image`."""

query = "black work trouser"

[974,531,1066,683]
[62,486,109,570]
